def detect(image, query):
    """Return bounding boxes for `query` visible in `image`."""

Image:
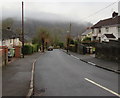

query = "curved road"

[34,49,119,96]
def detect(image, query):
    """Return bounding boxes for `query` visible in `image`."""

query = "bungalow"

[91,12,120,42]
[81,27,92,41]
[2,29,22,48]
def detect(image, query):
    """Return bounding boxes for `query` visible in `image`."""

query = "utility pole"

[22,1,24,58]
[69,23,71,34]
[66,23,72,53]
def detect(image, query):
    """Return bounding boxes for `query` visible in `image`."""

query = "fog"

[2,1,118,24]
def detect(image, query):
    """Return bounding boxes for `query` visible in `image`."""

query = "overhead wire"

[81,0,120,23]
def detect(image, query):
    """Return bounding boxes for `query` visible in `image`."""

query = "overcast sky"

[1,0,119,24]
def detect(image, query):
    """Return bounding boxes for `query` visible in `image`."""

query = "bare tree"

[34,28,52,52]
[66,34,71,53]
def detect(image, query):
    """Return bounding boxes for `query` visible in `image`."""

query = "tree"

[66,34,71,53]
[33,28,52,52]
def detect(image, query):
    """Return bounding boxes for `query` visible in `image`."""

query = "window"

[99,28,101,33]
[118,27,120,33]
[105,27,109,32]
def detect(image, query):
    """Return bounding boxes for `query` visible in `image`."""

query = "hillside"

[2,18,92,42]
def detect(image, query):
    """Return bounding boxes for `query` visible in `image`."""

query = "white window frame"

[105,27,109,32]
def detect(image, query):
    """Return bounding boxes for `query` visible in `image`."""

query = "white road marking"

[27,59,37,97]
[87,61,96,66]
[85,78,120,97]
[71,55,80,60]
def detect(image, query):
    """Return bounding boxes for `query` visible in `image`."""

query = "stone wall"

[95,40,120,62]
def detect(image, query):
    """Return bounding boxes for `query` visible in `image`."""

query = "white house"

[91,12,120,42]
[2,29,22,48]
[0,40,2,46]
[81,27,92,41]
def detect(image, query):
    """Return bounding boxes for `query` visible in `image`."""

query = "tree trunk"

[67,38,69,53]
[42,38,45,52]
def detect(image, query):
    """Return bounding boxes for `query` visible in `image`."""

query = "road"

[34,49,119,96]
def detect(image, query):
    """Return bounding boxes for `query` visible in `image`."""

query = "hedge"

[32,44,39,52]
[23,44,39,55]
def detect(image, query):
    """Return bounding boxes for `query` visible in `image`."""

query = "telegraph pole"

[22,1,24,58]
[66,23,72,53]
[69,23,71,34]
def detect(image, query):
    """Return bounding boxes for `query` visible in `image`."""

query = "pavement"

[62,49,119,74]
[34,49,119,96]
[2,52,41,97]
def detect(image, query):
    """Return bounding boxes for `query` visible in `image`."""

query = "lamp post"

[66,31,70,53]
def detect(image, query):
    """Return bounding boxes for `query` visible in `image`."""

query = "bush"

[32,44,39,52]
[23,44,39,55]
[58,42,64,48]
[82,37,91,42]
[23,45,33,55]
[70,40,74,44]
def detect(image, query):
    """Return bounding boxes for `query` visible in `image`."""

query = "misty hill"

[2,17,92,42]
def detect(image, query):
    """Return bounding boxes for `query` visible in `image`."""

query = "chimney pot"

[112,11,118,18]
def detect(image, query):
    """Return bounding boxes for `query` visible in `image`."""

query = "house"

[2,29,22,48]
[81,27,92,41]
[0,31,2,46]
[1,29,23,61]
[0,40,2,46]
[91,12,120,42]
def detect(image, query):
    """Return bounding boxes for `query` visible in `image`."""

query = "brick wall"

[0,46,8,66]
[14,46,21,58]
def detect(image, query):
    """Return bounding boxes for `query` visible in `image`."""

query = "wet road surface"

[34,49,119,96]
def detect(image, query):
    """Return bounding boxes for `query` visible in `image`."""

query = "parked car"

[48,46,53,51]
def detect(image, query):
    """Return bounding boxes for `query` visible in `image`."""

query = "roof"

[104,34,116,38]
[19,35,31,43]
[92,15,120,28]
[81,29,92,36]
[2,29,19,40]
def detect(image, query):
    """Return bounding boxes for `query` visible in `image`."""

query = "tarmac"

[2,52,41,96]
[62,49,119,74]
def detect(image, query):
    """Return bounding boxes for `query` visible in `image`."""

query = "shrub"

[32,44,39,52]
[82,37,91,42]
[58,42,64,48]
[23,45,33,55]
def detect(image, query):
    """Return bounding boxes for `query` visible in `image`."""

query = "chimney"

[112,11,118,18]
